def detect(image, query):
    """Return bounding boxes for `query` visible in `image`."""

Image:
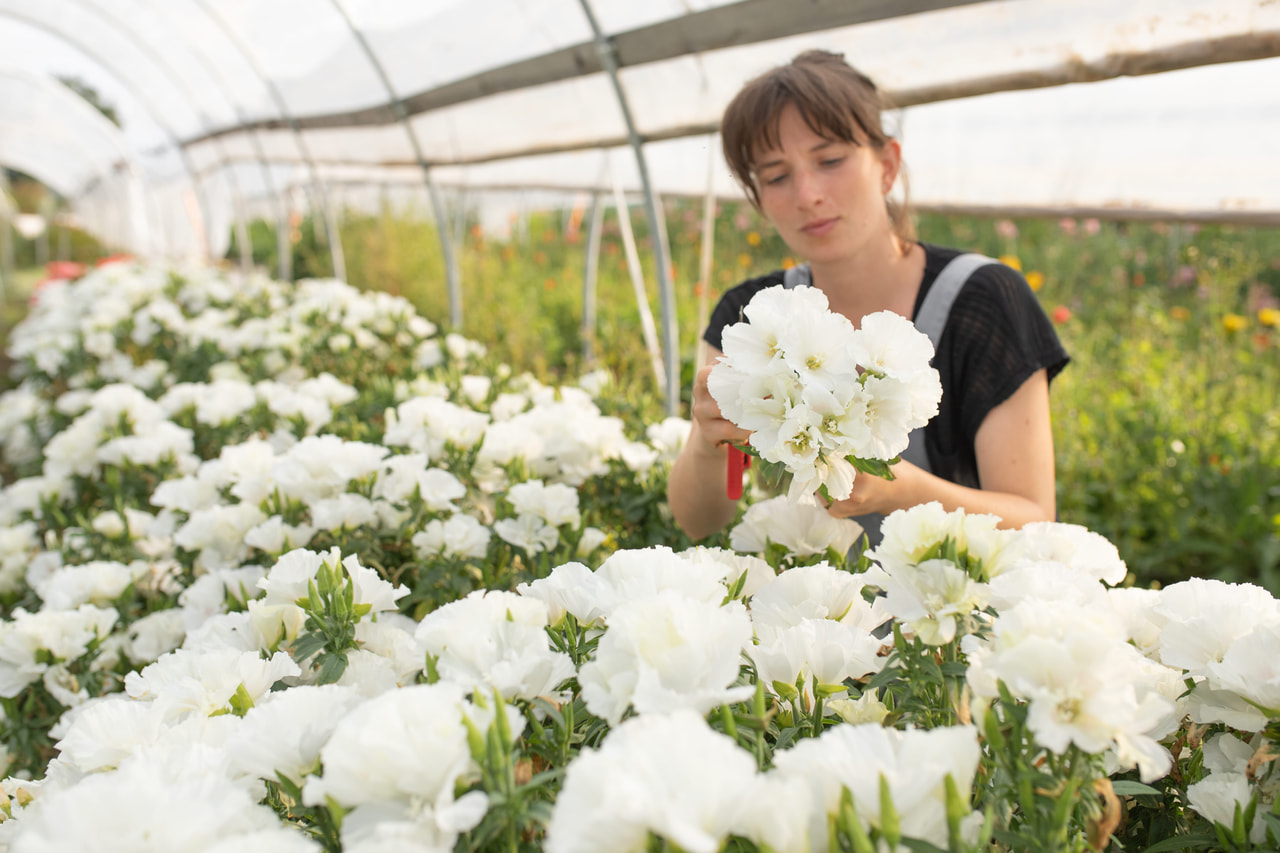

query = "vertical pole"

[612,169,666,396]
[577,0,679,414]
[695,134,719,377]
[0,171,13,308]
[581,190,605,366]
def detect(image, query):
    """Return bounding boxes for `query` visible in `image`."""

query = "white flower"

[126,609,187,664]
[1205,620,1280,714]
[123,648,301,722]
[517,561,608,626]
[0,605,118,697]
[750,618,885,705]
[494,515,559,554]
[986,560,1109,613]
[416,468,467,513]
[645,416,690,463]
[963,600,1174,781]
[999,521,1128,585]
[243,515,317,555]
[546,710,760,853]
[878,558,990,645]
[51,695,168,774]
[747,562,889,643]
[772,723,982,853]
[4,752,293,853]
[226,684,365,785]
[730,496,863,560]
[34,561,140,610]
[677,546,777,599]
[869,502,1004,575]
[590,547,728,619]
[415,590,574,701]
[506,479,581,528]
[1153,578,1280,679]
[578,591,754,725]
[310,493,380,531]
[302,683,510,851]
[412,514,492,561]
[173,503,267,570]
[827,691,891,726]
[342,552,409,615]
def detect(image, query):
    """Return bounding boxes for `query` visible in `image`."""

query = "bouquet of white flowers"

[708,284,942,503]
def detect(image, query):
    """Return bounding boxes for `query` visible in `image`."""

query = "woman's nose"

[793,166,824,208]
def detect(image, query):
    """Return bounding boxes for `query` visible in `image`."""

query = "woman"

[668,50,1069,544]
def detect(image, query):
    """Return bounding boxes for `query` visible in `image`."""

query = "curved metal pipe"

[193,0,346,281]
[327,0,462,327]
[576,0,680,414]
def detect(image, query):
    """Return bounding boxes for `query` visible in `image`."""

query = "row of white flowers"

[0,261,1275,852]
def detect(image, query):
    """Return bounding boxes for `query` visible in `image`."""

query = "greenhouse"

[0,1,1278,851]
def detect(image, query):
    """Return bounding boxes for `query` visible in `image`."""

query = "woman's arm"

[825,368,1057,528]
[667,348,752,540]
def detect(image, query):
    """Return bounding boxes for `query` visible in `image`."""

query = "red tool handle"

[726,446,751,499]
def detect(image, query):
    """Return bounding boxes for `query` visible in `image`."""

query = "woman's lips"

[801,217,838,237]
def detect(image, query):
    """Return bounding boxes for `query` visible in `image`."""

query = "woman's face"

[751,104,899,265]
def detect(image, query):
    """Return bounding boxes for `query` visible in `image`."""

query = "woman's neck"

[808,236,924,326]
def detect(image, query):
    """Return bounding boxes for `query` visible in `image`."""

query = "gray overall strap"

[854,252,996,548]
[782,263,811,290]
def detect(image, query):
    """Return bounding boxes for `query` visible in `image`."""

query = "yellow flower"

[1259,307,1280,328]
[781,257,797,269]
[1025,270,1045,292]
[1222,313,1248,333]
[737,253,752,269]
[998,255,1022,272]
[746,231,762,246]
[1170,306,1190,321]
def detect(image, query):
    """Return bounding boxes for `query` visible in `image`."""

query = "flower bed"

[0,261,1276,852]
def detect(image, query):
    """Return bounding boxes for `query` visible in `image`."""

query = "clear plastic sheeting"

[0,0,1278,260]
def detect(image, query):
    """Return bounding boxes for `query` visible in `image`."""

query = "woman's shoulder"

[918,242,1036,307]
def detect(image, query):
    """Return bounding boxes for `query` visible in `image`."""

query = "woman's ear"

[879,138,903,194]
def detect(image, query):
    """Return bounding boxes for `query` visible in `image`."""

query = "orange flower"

[1222,313,1248,333]
[998,255,1022,272]
[781,257,797,269]
[1170,306,1190,321]
[1025,271,1044,292]
[1259,307,1280,327]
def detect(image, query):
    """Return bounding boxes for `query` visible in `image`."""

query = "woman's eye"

[762,173,788,186]
[821,157,845,168]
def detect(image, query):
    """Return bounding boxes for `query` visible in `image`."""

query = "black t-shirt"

[703,243,1070,489]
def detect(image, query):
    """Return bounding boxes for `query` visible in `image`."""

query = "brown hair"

[721,50,914,243]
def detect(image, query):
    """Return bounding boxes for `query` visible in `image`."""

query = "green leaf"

[1110,780,1163,797]
[315,651,349,685]
[1137,834,1218,853]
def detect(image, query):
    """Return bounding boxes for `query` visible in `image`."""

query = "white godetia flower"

[708,285,940,502]
[730,496,863,561]
[414,590,575,701]
[302,682,515,852]
[546,709,762,853]
[578,591,755,726]
[771,722,983,853]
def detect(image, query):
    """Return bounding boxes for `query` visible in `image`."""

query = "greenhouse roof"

[0,0,1278,260]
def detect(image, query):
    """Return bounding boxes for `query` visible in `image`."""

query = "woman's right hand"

[689,362,751,453]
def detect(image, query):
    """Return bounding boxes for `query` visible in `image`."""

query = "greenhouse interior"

[1,0,1279,851]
